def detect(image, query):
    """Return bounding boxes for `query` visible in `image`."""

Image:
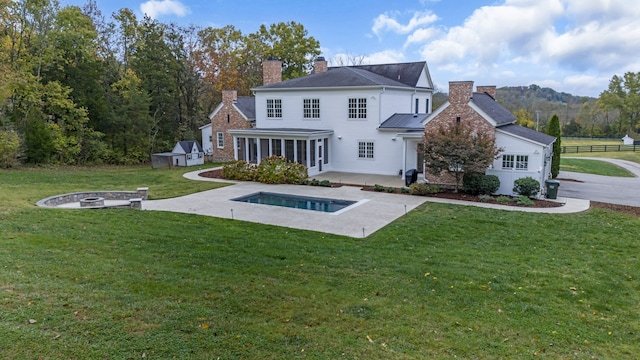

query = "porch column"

[402,137,407,178]
[232,136,238,160]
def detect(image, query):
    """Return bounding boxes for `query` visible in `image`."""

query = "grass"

[1,166,639,358]
[560,137,640,164]
[560,158,635,177]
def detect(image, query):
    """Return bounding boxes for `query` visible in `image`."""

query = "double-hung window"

[216,132,224,148]
[502,154,529,170]
[358,141,374,159]
[303,99,320,118]
[266,99,282,118]
[515,155,529,170]
[348,98,367,119]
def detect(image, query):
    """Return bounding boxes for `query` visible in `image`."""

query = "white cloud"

[361,50,406,65]
[140,0,190,19]
[372,11,438,37]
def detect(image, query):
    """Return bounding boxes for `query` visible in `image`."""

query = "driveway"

[557,158,640,207]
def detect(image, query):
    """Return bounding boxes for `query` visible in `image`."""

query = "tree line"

[0,0,320,167]
[504,77,640,139]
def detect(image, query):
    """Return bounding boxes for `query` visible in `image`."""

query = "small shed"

[622,134,634,145]
[151,140,205,168]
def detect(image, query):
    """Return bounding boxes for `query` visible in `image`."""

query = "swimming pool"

[232,192,357,213]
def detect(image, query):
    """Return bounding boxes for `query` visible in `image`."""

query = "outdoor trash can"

[405,169,418,187]
[545,179,560,199]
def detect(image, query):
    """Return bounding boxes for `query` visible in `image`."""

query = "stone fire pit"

[80,197,105,207]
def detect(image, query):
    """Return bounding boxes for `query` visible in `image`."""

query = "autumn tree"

[599,72,640,136]
[546,114,561,178]
[423,121,501,192]
[514,108,535,129]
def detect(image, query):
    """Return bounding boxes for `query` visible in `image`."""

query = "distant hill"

[430,84,618,136]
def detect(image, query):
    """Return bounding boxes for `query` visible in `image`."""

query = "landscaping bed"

[199,169,562,208]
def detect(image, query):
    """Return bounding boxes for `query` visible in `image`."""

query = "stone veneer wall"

[211,90,253,162]
[36,188,148,209]
[423,81,497,186]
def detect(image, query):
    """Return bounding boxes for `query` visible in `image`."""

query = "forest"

[1,0,638,168]
[0,0,320,167]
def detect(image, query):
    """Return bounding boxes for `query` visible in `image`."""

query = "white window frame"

[358,140,374,159]
[502,154,529,170]
[303,98,320,119]
[266,99,282,118]
[515,155,529,170]
[216,132,224,148]
[348,98,367,119]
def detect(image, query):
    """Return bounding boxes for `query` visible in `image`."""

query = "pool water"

[232,192,356,213]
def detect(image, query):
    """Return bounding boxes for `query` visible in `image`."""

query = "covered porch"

[228,128,333,176]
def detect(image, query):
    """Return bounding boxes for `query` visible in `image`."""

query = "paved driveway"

[557,158,640,207]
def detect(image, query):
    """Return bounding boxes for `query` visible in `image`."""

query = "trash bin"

[405,169,417,187]
[545,179,560,199]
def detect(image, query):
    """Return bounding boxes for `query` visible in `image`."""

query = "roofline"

[495,127,556,146]
[252,85,432,93]
[228,129,334,137]
[468,101,499,127]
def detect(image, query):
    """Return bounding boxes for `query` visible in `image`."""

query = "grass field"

[560,158,635,177]
[560,137,640,164]
[1,165,638,358]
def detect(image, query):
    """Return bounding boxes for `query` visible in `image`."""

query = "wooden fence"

[562,144,639,153]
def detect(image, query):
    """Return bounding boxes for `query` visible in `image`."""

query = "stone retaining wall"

[36,187,148,209]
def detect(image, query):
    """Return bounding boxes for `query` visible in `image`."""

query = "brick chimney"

[448,81,474,105]
[262,56,282,85]
[222,90,237,105]
[313,56,327,74]
[476,85,497,99]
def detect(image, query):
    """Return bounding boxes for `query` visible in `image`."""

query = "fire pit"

[80,197,105,207]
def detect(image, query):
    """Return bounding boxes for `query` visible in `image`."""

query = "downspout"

[378,87,386,124]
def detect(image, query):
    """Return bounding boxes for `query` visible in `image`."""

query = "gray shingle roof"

[349,62,427,87]
[235,96,255,120]
[472,92,516,126]
[497,124,556,145]
[254,62,428,90]
[379,113,429,130]
[177,140,204,153]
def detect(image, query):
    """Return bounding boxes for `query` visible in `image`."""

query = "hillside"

[432,85,609,136]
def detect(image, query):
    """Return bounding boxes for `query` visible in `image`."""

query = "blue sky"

[61,0,640,97]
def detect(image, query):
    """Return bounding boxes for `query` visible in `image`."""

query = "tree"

[423,121,501,192]
[514,108,535,129]
[546,114,561,178]
[0,127,21,168]
[599,72,640,136]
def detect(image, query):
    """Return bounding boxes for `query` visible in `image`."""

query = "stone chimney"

[476,85,497,99]
[448,81,474,105]
[262,56,282,85]
[222,90,237,105]
[313,56,327,74]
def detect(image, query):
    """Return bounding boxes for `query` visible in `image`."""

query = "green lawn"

[560,158,635,177]
[560,138,640,164]
[1,166,639,358]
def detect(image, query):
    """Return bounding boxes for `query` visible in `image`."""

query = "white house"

[422,81,556,196]
[225,57,434,177]
[199,123,213,155]
[215,59,554,195]
[172,140,204,166]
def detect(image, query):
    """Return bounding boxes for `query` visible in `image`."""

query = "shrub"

[409,183,440,195]
[478,194,493,203]
[496,195,511,204]
[463,172,500,195]
[373,184,386,192]
[513,177,540,197]
[516,195,534,206]
[309,179,332,187]
[222,160,257,181]
[400,187,409,194]
[222,156,308,184]
[256,156,308,184]
[386,187,396,193]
